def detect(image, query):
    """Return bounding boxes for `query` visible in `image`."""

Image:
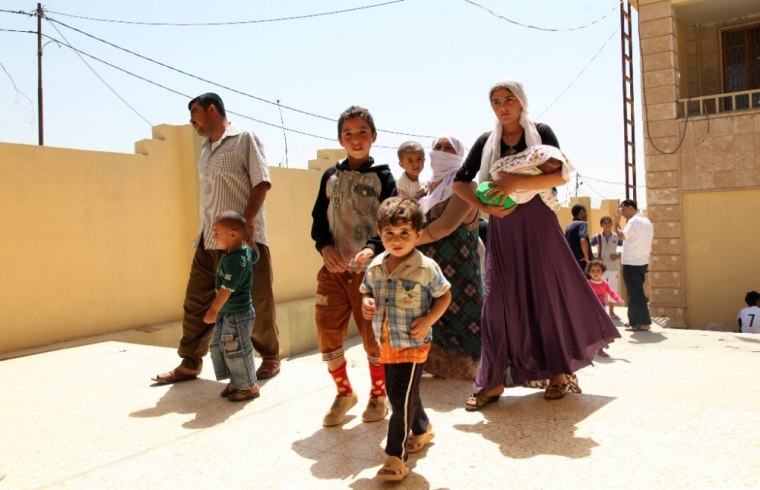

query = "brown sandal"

[256,360,281,379]
[220,384,236,397]
[151,368,199,385]
[228,387,260,402]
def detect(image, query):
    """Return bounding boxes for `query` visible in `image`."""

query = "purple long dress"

[476,194,621,390]
[454,126,621,392]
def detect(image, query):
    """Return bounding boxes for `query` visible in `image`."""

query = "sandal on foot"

[406,424,435,453]
[151,368,199,385]
[596,349,610,358]
[220,384,236,397]
[465,393,499,412]
[544,383,569,401]
[256,360,281,379]
[375,456,409,481]
[228,387,260,402]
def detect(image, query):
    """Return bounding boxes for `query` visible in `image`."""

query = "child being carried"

[477,144,575,213]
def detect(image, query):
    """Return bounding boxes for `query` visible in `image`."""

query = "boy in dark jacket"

[311,106,397,427]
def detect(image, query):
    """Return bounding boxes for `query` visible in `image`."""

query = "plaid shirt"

[360,250,451,350]
[192,124,271,250]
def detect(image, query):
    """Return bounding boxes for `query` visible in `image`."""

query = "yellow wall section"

[0,125,629,354]
[0,125,323,353]
[683,189,760,330]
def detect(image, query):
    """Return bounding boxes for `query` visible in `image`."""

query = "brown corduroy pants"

[178,240,279,371]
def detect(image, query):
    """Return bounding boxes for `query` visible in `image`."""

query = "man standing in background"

[615,200,654,332]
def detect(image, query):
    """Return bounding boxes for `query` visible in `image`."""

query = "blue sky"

[0,0,645,206]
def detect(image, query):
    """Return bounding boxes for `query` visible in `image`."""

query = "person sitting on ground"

[591,216,623,319]
[203,211,260,402]
[396,141,428,200]
[738,291,760,333]
[361,197,452,482]
[586,260,625,358]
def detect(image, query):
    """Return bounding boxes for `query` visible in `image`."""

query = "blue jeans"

[210,307,257,390]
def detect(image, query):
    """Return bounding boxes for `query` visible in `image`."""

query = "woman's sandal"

[464,393,500,412]
[544,383,569,401]
[406,424,435,453]
[375,456,410,481]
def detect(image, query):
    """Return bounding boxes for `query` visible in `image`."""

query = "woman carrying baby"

[451,77,620,410]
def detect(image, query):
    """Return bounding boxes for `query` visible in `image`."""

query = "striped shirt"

[192,124,271,250]
[360,250,451,354]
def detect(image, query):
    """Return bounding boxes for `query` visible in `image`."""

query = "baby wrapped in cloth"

[477,144,575,213]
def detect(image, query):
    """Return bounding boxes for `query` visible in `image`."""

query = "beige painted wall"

[0,124,326,354]
[0,125,640,354]
[683,189,760,329]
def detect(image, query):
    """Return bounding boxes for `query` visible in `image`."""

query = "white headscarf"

[479,77,542,183]
[418,133,465,214]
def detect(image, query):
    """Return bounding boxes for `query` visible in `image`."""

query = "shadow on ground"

[131,379,247,429]
[292,414,388,480]
[628,331,667,344]
[453,391,614,459]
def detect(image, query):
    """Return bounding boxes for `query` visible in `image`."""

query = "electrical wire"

[47,20,153,126]
[45,16,433,138]
[464,0,623,32]
[0,27,402,149]
[45,1,405,26]
[578,174,608,200]
[0,28,334,140]
[0,8,34,17]
[535,26,620,120]
[582,174,646,188]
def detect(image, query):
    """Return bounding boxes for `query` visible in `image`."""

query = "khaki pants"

[315,267,381,364]
[178,240,280,371]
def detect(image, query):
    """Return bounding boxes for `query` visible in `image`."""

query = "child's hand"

[410,316,434,340]
[350,248,374,270]
[362,297,377,320]
[203,308,218,324]
[610,253,620,261]
[321,245,347,273]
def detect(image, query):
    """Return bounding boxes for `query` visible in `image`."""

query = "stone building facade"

[636,0,760,329]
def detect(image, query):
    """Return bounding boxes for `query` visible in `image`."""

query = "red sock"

[369,362,386,398]
[329,361,353,397]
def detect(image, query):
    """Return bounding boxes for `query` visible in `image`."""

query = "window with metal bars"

[722,24,760,110]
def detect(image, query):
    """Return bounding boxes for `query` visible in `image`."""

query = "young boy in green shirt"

[203,211,260,402]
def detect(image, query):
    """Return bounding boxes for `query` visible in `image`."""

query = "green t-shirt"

[215,245,259,314]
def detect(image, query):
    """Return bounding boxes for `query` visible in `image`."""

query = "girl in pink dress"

[586,260,625,357]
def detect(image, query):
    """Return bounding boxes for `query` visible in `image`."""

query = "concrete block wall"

[639,0,688,327]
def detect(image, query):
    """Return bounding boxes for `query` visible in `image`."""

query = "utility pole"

[37,2,43,146]
[575,174,580,197]
[620,0,636,202]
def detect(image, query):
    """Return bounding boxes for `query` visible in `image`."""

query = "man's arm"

[581,237,591,262]
[614,210,627,240]
[243,182,269,246]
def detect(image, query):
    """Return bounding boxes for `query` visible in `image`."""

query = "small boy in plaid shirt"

[360,197,452,481]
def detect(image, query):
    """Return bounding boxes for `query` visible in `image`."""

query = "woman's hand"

[484,174,521,201]
[478,201,517,219]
